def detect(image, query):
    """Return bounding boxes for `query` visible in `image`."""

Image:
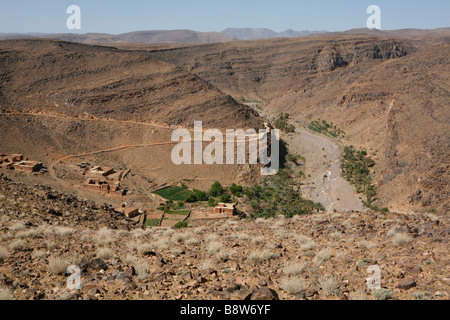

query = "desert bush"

[96,248,113,260]
[9,221,25,231]
[359,240,377,250]
[216,249,235,262]
[329,231,343,240]
[172,232,192,243]
[48,256,70,275]
[0,247,9,261]
[0,285,14,300]
[284,262,307,277]
[134,260,149,281]
[319,275,340,296]
[372,288,395,300]
[391,233,412,246]
[9,239,27,251]
[314,249,333,265]
[248,250,280,262]
[153,238,170,250]
[94,228,117,246]
[54,226,74,236]
[206,241,223,254]
[15,228,41,239]
[252,236,266,245]
[280,277,305,295]
[412,292,431,300]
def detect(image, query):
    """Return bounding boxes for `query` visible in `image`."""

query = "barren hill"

[0,39,265,196]
[147,35,449,213]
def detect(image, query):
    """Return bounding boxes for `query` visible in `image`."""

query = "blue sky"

[0,0,448,34]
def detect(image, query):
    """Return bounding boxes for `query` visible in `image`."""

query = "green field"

[145,218,161,227]
[153,186,194,201]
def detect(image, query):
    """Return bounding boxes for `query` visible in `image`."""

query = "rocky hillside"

[0,174,448,300]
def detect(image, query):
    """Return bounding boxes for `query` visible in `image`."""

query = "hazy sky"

[0,0,449,34]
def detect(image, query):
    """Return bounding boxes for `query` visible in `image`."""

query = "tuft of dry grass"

[9,221,26,231]
[284,262,308,277]
[319,275,340,296]
[0,285,14,300]
[252,236,266,245]
[391,232,412,246]
[9,239,27,251]
[0,247,9,261]
[359,240,377,249]
[96,248,113,260]
[48,256,71,275]
[206,241,223,255]
[248,250,280,262]
[94,228,117,246]
[314,249,333,265]
[54,226,74,236]
[134,260,149,281]
[280,277,305,295]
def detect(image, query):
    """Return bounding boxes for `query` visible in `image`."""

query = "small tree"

[208,197,216,207]
[209,181,224,197]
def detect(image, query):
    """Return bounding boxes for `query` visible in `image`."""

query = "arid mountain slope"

[0,39,261,129]
[147,36,449,213]
[0,39,265,196]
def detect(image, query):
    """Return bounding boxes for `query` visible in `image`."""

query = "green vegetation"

[244,168,325,219]
[208,197,217,207]
[372,288,395,300]
[229,183,243,195]
[209,181,224,197]
[174,221,189,229]
[273,113,296,133]
[309,119,345,138]
[145,219,161,227]
[153,186,194,202]
[341,146,377,209]
[185,189,208,203]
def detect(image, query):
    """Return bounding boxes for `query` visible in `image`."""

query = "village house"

[12,161,43,173]
[82,178,126,196]
[88,166,116,179]
[214,203,237,215]
[114,204,140,219]
[0,154,44,173]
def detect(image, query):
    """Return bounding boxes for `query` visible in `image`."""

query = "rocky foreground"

[0,174,448,300]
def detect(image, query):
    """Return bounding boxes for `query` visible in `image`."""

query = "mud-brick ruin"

[82,165,127,197]
[0,154,44,173]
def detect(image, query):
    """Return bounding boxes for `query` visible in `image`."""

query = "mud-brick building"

[12,161,43,173]
[214,203,237,215]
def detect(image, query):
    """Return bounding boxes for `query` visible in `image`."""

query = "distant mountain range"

[0,27,448,45]
[221,28,326,40]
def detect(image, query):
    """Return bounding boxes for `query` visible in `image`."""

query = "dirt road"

[288,128,366,213]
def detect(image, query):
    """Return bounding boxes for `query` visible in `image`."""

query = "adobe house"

[12,161,43,173]
[115,205,140,219]
[82,178,126,196]
[88,166,116,179]
[214,203,236,215]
